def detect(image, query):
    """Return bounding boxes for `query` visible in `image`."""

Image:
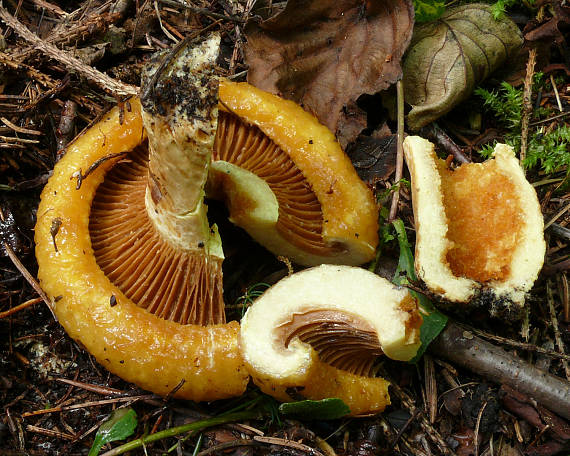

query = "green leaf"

[403,3,523,130]
[413,0,445,23]
[88,408,138,456]
[392,220,448,362]
[278,398,350,420]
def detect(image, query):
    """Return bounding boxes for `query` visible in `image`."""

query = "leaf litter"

[0,0,569,455]
[245,0,414,147]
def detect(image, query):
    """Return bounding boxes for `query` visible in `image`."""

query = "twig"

[544,202,570,230]
[9,12,121,62]
[530,111,570,126]
[549,222,570,242]
[254,436,324,456]
[0,6,138,97]
[1,234,56,320]
[389,79,405,222]
[424,354,438,423]
[388,382,456,455]
[473,402,487,456]
[0,135,39,144]
[0,50,57,89]
[196,438,262,455]
[21,395,153,417]
[520,48,536,168]
[1,116,41,135]
[154,0,179,43]
[458,323,570,361]
[429,322,570,420]
[0,297,42,319]
[418,123,471,164]
[72,151,129,190]
[56,378,126,396]
[547,280,570,380]
[391,408,421,447]
[25,425,75,440]
[562,273,569,323]
[28,0,68,17]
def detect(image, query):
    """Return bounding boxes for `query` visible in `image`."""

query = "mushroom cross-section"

[239,264,423,415]
[403,136,545,317]
[35,34,249,401]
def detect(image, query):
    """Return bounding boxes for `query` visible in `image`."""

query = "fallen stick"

[429,322,570,420]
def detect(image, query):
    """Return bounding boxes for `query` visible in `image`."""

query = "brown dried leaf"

[403,3,523,130]
[346,135,397,185]
[245,0,414,147]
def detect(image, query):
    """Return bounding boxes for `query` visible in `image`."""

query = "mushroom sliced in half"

[35,35,249,401]
[207,81,379,266]
[239,265,422,415]
[403,136,545,317]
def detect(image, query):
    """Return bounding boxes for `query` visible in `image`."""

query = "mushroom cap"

[403,136,545,316]
[210,80,379,266]
[35,100,249,401]
[239,264,422,415]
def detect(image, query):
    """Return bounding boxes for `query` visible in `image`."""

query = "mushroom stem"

[140,33,222,257]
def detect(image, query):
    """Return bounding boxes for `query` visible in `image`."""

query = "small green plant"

[392,220,448,362]
[88,408,138,456]
[413,0,445,22]
[475,81,523,132]
[525,125,570,183]
[234,282,270,316]
[476,79,569,184]
[490,0,535,19]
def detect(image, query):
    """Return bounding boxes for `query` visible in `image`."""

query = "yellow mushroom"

[239,265,423,415]
[403,136,545,318]
[35,35,248,401]
[35,34,379,400]
[211,81,378,266]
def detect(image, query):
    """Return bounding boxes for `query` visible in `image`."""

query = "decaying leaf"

[403,3,523,130]
[245,0,414,147]
[524,0,570,44]
[346,135,397,185]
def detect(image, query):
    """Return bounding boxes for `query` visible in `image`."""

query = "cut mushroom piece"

[239,265,422,415]
[403,136,545,317]
[208,80,379,266]
[35,35,249,401]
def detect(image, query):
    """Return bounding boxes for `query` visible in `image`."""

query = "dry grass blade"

[254,436,325,456]
[21,395,153,417]
[2,240,55,319]
[0,297,42,319]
